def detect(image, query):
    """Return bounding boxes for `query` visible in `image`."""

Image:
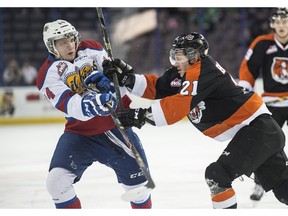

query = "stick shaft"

[108,105,155,189]
[96,8,155,189]
[96,7,124,111]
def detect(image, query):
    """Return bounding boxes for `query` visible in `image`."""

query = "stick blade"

[121,185,153,201]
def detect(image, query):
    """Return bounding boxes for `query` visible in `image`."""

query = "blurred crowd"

[0,8,273,86]
[3,58,37,86]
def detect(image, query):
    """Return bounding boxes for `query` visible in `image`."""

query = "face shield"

[169,49,187,65]
[169,49,178,65]
[169,48,198,65]
[270,8,288,29]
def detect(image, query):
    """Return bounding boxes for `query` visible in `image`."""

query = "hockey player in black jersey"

[93,32,288,208]
[238,7,288,201]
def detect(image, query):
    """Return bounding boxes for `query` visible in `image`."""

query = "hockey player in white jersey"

[36,19,152,209]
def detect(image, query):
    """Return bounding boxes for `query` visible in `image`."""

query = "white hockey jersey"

[36,40,130,136]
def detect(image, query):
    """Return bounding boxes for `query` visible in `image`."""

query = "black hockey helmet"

[170,32,209,65]
[270,7,288,27]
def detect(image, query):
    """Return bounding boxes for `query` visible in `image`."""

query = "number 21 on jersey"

[180,80,198,96]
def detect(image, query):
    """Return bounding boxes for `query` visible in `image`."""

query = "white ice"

[0,120,287,216]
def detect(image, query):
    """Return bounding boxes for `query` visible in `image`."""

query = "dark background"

[0,8,273,86]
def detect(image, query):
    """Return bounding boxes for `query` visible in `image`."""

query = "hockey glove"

[83,71,111,93]
[102,58,135,88]
[117,108,147,129]
[81,92,117,117]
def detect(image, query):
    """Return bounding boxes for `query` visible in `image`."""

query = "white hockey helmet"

[43,19,80,58]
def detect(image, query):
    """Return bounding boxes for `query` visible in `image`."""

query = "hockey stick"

[96,7,124,112]
[106,104,156,201]
[96,8,155,200]
[82,85,156,200]
[265,96,288,105]
[83,98,154,201]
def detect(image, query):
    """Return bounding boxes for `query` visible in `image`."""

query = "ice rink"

[1,118,288,216]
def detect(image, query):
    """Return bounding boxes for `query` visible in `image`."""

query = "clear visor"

[169,48,192,65]
[169,49,185,65]
[272,17,288,23]
[270,17,288,28]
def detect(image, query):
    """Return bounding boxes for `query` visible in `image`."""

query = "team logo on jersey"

[65,72,83,94]
[74,55,98,83]
[75,62,96,83]
[56,62,68,76]
[187,101,205,124]
[170,78,182,87]
[271,57,288,84]
[65,57,99,95]
[266,45,277,54]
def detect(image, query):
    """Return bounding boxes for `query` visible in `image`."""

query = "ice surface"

[0,120,287,215]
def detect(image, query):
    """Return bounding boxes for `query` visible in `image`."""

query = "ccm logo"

[130,171,144,178]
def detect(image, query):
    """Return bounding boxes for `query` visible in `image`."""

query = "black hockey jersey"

[238,33,288,100]
[130,56,270,141]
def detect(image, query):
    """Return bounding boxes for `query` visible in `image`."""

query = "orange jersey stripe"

[142,74,158,99]
[161,62,201,125]
[186,61,202,82]
[249,33,274,49]
[239,59,255,86]
[239,33,274,87]
[203,93,263,138]
[160,94,192,125]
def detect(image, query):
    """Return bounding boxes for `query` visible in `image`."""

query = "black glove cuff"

[124,74,135,90]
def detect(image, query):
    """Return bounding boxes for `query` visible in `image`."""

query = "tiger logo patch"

[271,57,288,84]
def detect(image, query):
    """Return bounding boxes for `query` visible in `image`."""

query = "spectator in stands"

[3,59,23,86]
[21,60,38,86]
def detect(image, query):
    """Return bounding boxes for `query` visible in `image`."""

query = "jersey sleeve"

[150,93,192,126]
[130,69,193,126]
[37,60,91,121]
[238,34,273,90]
[129,74,158,99]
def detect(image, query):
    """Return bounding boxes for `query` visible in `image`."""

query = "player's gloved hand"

[83,71,111,93]
[117,108,147,129]
[81,92,117,117]
[102,58,135,87]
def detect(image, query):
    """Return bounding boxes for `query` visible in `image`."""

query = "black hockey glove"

[102,58,135,88]
[117,108,147,129]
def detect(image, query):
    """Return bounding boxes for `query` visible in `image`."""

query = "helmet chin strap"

[54,51,61,59]
[188,52,200,65]
[50,44,61,59]
[52,50,64,60]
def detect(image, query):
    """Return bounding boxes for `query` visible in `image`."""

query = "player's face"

[54,36,77,61]
[173,52,189,77]
[273,18,288,41]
